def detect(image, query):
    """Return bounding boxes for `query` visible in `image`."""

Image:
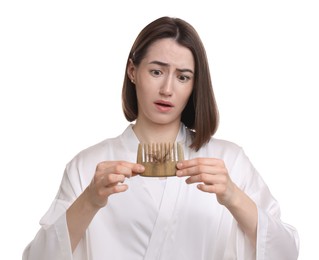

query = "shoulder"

[74,136,118,162]
[192,135,254,176]
[61,126,136,188]
[209,137,243,152]
[195,135,244,160]
[67,125,135,169]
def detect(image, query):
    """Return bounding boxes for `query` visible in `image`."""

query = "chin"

[151,118,181,126]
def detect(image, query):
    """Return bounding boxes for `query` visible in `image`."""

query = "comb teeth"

[137,142,184,177]
[141,143,178,163]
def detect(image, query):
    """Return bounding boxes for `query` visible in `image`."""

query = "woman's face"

[128,38,195,127]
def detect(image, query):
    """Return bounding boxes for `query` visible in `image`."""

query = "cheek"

[181,86,193,103]
[135,86,152,105]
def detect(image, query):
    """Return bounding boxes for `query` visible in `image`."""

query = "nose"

[159,76,173,96]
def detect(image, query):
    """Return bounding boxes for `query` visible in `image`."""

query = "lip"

[154,100,174,112]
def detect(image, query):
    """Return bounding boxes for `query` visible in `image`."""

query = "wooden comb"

[137,142,184,177]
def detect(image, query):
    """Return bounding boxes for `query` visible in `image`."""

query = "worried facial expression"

[128,38,195,127]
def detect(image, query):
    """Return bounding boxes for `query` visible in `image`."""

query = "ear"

[127,59,136,84]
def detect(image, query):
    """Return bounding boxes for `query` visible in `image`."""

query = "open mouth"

[154,101,173,107]
[154,100,174,112]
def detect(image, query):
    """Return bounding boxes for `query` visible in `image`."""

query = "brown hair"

[122,16,219,151]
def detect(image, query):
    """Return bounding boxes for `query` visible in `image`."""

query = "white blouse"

[23,124,299,260]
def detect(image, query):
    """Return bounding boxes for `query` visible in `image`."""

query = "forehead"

[143,38,194,69]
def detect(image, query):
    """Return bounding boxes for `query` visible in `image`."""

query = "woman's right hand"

[85,161,145,209]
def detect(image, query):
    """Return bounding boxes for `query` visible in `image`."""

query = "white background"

[1,1,318,259]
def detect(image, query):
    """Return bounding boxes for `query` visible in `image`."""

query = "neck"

[133,120,181,144]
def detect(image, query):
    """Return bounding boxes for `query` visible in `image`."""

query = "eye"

[150,70,162,77]
[178,74,191,83]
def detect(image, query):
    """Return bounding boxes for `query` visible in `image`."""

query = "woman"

[23,16,299,260]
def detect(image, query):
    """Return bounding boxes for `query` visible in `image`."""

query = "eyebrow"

[149,60,194,74]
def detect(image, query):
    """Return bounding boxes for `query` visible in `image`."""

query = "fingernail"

[176,170,182,176]
[138,165,145,172]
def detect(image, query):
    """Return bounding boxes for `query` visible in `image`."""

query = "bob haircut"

[122,16,219,151]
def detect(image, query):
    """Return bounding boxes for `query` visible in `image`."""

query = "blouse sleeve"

[231,148,299,260]
[22,167,88,260]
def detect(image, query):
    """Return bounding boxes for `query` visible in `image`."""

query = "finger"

[96,161,144,178]
[106,183,129,194]
[113,161,145,177]
[177,164,217,177]
[177,164,228,177]
[197,183,218,193]
[185,174,226,185]
[117,161,145,174]
[103,173,126,187]
[129,163,145,176]
[177,158,221,170]
[197,183,228,195]
[97,183,129,199]
[98,174,128,194]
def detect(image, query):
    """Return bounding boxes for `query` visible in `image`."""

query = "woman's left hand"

[176,158,237,207]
